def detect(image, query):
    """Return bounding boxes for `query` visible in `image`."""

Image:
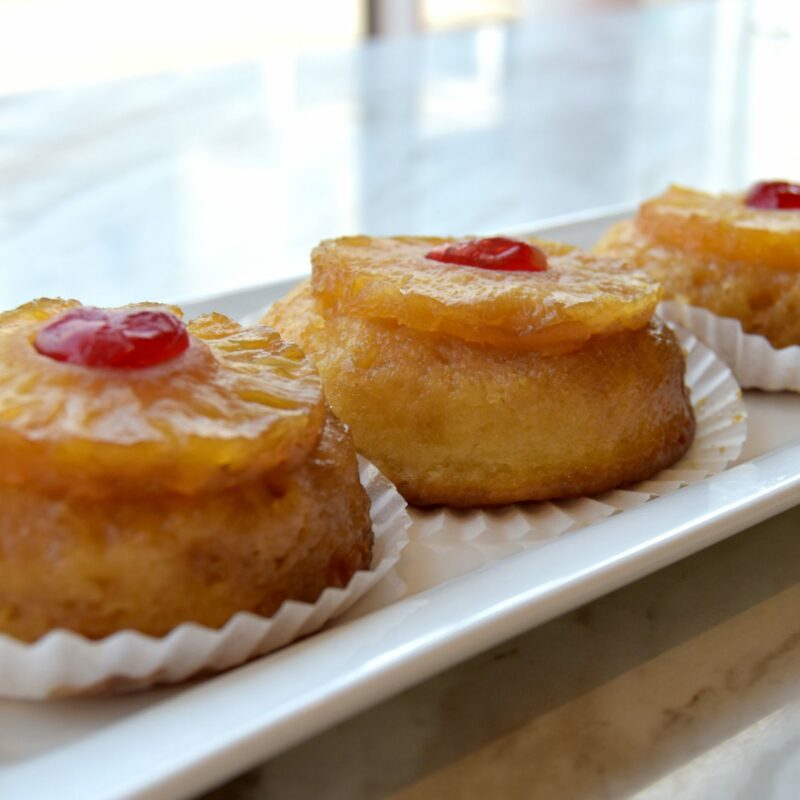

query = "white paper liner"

[659,300,800,392]
[399,326,747,597]
[0,458,409,700]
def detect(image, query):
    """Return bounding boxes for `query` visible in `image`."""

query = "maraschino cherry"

[744,181,800,210]
[426,237,547,272]
[35,306,190,368]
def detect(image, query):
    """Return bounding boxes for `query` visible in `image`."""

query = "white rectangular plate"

[2,207,800,800]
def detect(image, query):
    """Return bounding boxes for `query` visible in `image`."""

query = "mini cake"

[265,236,695,506]
[0,299,373,642]
[595,181,800,348]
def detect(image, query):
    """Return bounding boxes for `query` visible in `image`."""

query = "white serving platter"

[2,207,800,800]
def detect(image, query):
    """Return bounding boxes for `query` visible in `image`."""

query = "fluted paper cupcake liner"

[400,326,747,596]
[0,458,409,700]
[659,301,800,392]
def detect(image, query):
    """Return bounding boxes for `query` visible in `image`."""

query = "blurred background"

[0,0,798,308]
[0,0,690,94]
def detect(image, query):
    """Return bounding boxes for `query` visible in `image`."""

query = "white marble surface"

[1,0,798,312]
[2,1,800,798]
[202,503,800,800]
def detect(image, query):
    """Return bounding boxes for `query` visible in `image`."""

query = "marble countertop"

[1,0,800,797]
[0,0,798,311]
[204,503,800,800]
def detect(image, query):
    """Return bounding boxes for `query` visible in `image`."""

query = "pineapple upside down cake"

[266,235,695,507]
[0,299,372,642]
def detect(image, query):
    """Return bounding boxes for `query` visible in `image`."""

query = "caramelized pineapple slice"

[0,299,325,497]
[311,236,660,354]
[638,185,800,270]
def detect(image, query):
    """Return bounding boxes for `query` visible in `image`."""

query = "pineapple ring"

[0,299,325,498]
[311,236,661,354]
[638,185,800,271]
